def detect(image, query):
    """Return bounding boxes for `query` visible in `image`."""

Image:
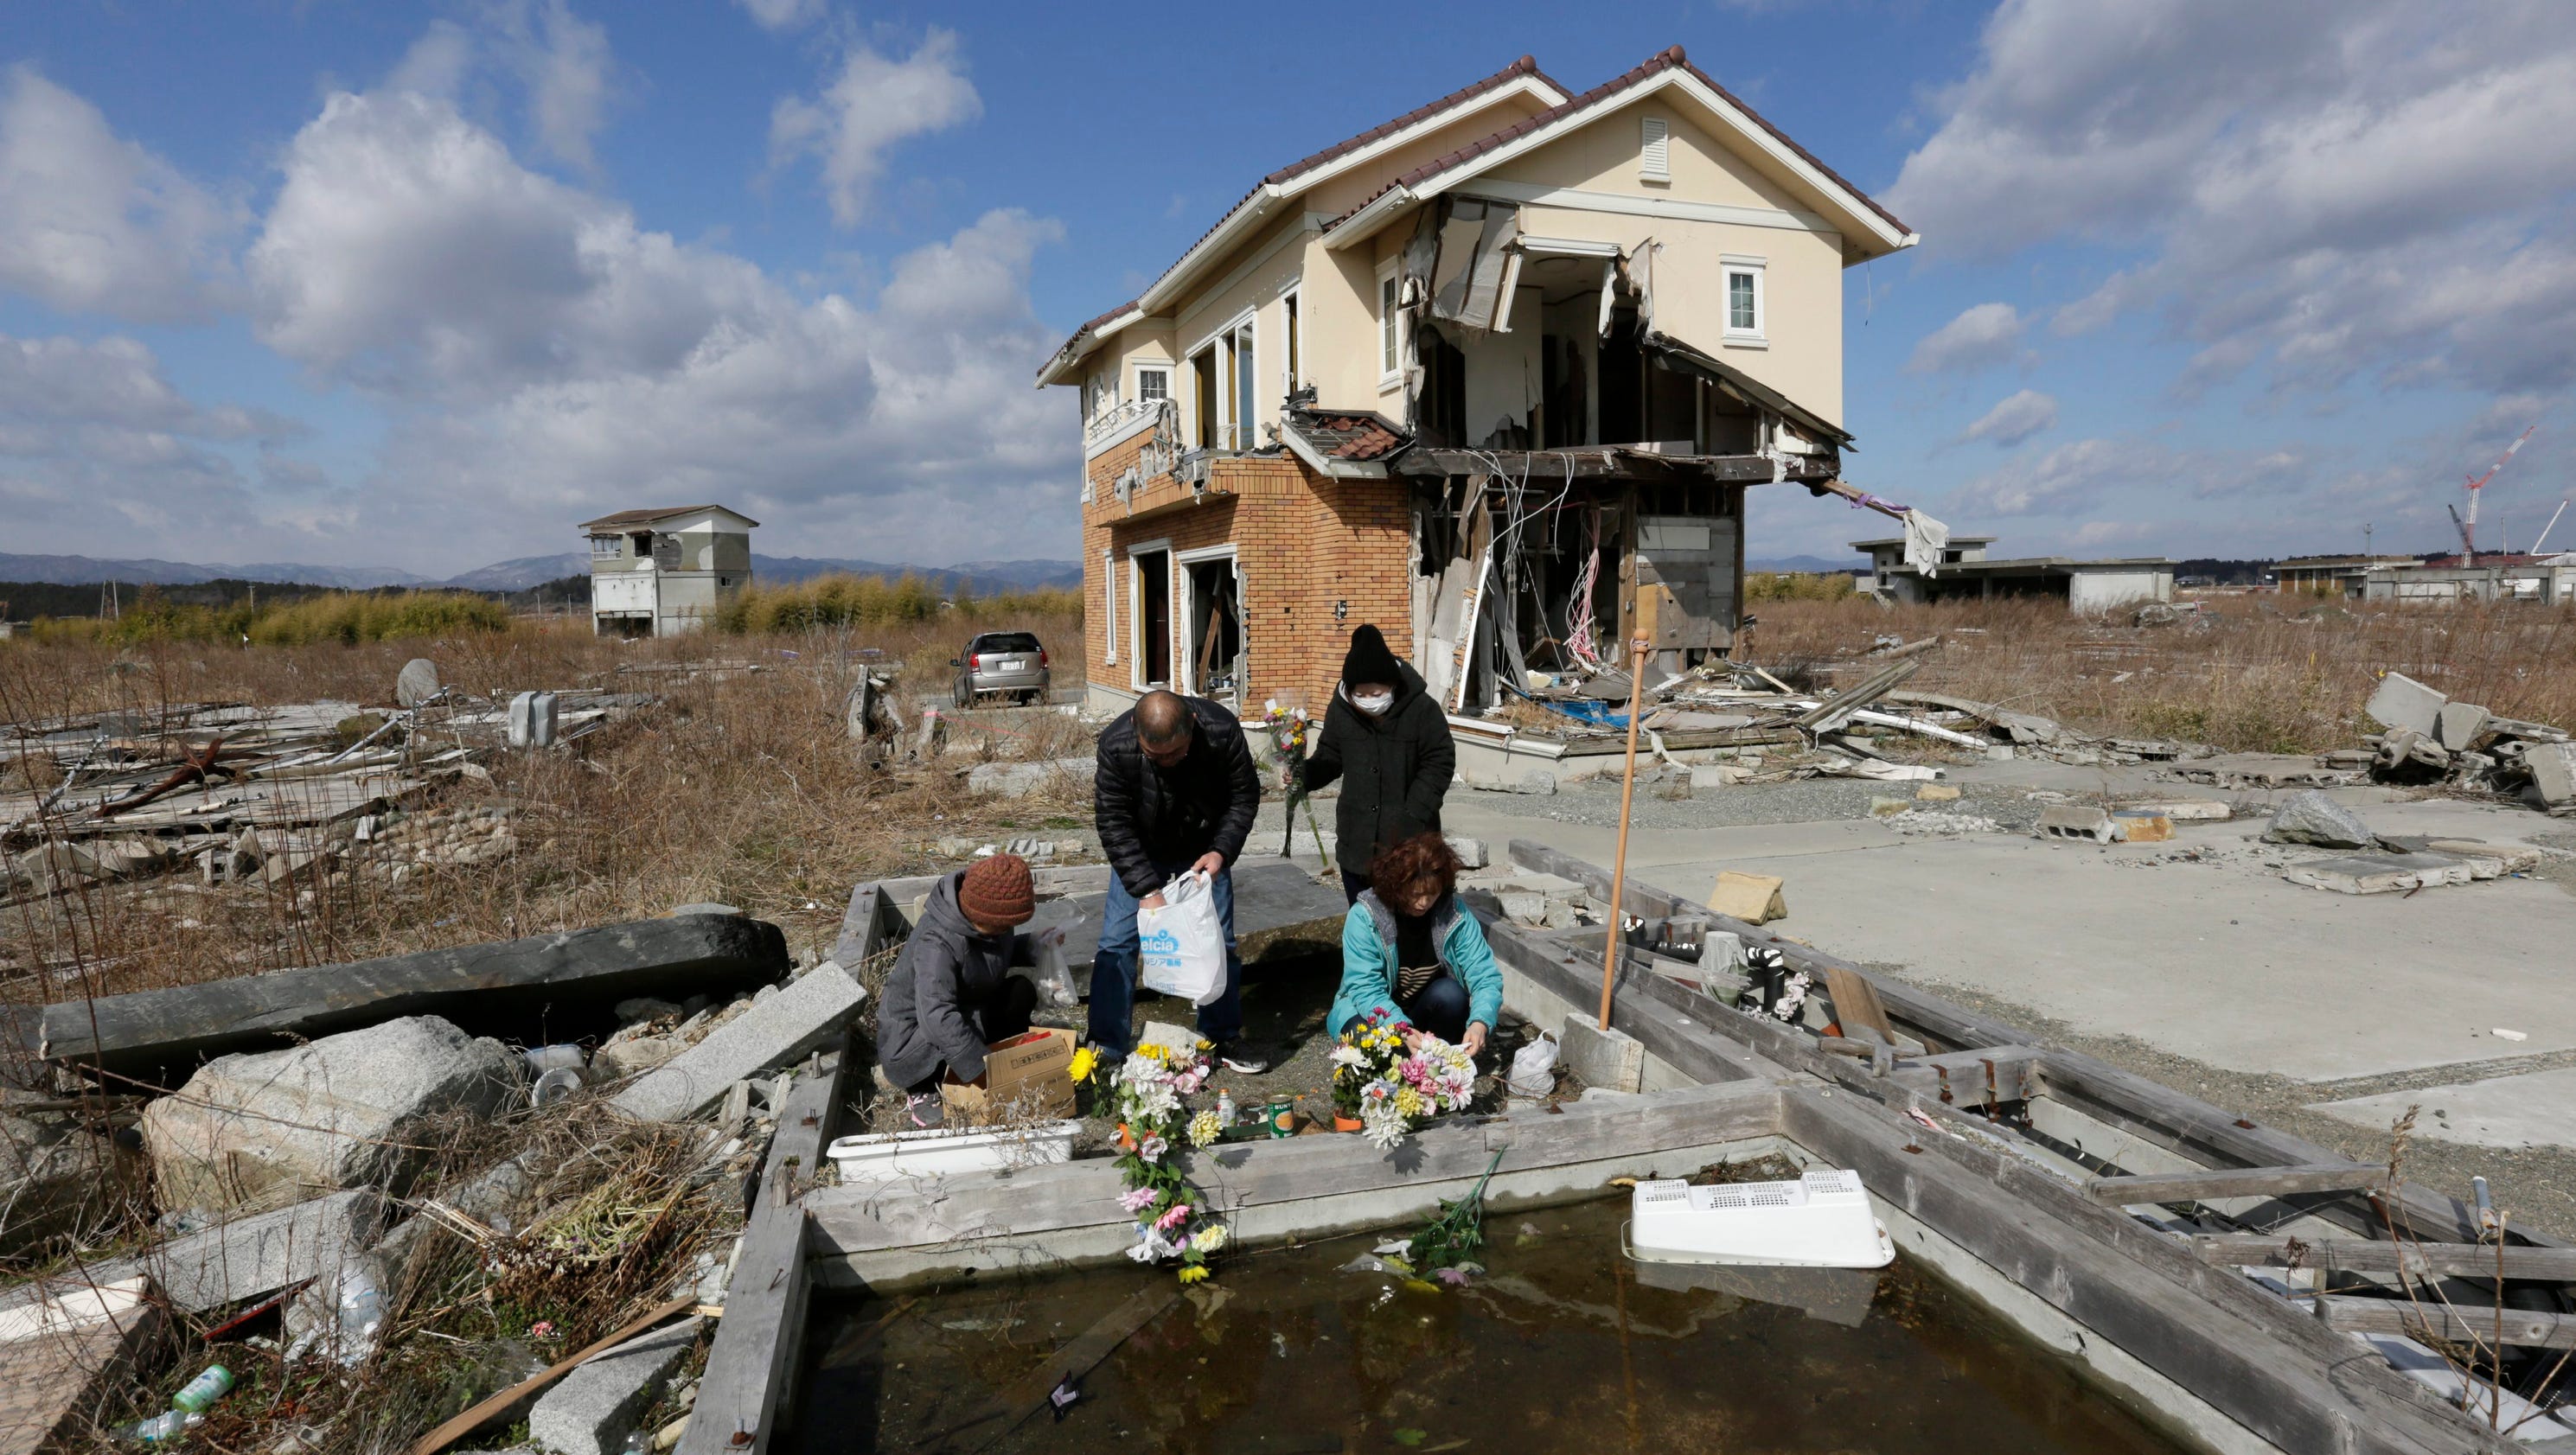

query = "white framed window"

[1101,547,1118,664]
[1134,364,1170,405]
[1280,289,1301,399]
[588,534,619,558]
[1640,115,1671,183]
[1722,254,1766,345]
[1377,259,1402,390]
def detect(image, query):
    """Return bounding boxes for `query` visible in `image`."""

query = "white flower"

[1329,1045,1368,1068]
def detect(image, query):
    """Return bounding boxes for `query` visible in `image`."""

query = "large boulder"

[141,1016,520,1215]
[2262,790,2375,849]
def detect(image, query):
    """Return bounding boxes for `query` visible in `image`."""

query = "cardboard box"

[941,1027,1077,1126]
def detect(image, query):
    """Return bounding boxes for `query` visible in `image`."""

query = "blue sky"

[3,1,2571,575]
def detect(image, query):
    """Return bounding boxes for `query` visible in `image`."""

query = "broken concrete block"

[1914,784,1961,802]
[2435,700,2490,750]
[528,1317,701,1455]
[0,1275,164,1454]
[142,1017,521,1215]
[1540,900,1581,930]
[1689,763,1750,789]
[1496,891,1546,925]
[1707,871,1787,924]
[2283,852,2477,895]
[2526,742,2576,807]
[1443,836,1487,870]
[1559,1016,1644,1094]
[2124,800,2230,821]
[125,1189,383,1312]
[2262,790,2375,849]
[508,690,558,749]
[1137,1020,1200,1056]
[2364,671,2445,737]
[1,1112,134,1257]
[593,1035,685,1080]
[395,657,442,707]
[965,756,1096,797]
[2036,806,2117,843]
[2111,811,2174,843]
[612,962,865,1122]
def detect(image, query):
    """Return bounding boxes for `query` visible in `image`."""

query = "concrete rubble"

[2324,669,2576,806]
[141,1015,521,1214]
[612,960,868,1122]
[2261,790,2375,849]
[527,1318,703,1455]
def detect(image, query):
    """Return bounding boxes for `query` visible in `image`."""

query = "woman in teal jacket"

[1329,832,1504,1054]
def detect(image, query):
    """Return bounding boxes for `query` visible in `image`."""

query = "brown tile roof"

[1288,407,1411,462]
[1044,57,1563,373]
[578,505,756,529]
[1333,45,1910,239]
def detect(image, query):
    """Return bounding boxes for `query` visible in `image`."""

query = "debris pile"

[1,903,857,1453]
[2322,671,2576,812]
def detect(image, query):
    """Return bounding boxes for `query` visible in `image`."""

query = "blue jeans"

[1399,972,1470,1043]
[1089,862,1243,1057]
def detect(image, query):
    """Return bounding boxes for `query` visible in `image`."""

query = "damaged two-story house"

[1041,46,1916,731]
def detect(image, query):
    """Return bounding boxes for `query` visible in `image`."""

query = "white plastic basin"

[826,1120,1083,1183]
[1627,1168,1895,1269]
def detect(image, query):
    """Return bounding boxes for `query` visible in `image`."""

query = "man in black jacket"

[1299,624,1457,903]
[1090,689,1269,1071]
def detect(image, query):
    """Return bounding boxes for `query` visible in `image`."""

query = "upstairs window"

[589,534,618,558]
[1136,366,1169,405]
[1722,255,1766,344]
[1377,264,1402,386]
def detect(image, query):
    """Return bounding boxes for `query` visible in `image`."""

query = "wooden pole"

[1598,590,1658,1031]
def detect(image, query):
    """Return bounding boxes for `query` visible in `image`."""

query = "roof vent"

[1640,115,1671,183]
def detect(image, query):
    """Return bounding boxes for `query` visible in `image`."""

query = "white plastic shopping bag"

[1135,871,1226,1006]
[1018,924,1078,1008]
[1505,1031,1559,1099]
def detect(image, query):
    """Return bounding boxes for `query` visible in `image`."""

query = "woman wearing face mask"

[1296,623,1458,903]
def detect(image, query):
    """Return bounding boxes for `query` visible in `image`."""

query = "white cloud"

[0,67,234,322]
[1961,388,2057,446]
[0,332,326,552]
[246,84,1074,567]
[1904,302,2023,374]
[1889,0,2576,400]
[770,30,981,228]
[1952,437,2313,518]
[735,0,824,31]
[494,0,617,174]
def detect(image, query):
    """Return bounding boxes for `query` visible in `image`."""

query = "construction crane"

[2445,424,2537,557]
[2534,499,2570,557]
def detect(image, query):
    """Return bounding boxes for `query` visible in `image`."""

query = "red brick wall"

[1082,451,1413,713]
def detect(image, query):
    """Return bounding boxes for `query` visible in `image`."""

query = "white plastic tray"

[826,1120,1083,1183]
[1626,1168,1895,1269]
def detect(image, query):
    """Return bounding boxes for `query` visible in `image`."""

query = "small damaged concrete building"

[582,505,757,637]
[1852,534,2176,612]
[1040,47,1916,716]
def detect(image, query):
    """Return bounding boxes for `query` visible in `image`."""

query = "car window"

[976,632,1041,654]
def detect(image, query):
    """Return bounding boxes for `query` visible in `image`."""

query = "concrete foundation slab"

[2310,1065,2576,1152]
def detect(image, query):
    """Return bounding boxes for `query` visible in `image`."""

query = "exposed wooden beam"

[2086,1164,2387,1207]
[2192,1235,2576,1283]
[1391,446,1838,483]
[2317,1297,2575,1350]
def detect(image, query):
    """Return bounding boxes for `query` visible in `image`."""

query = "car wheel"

[953,676,971,708]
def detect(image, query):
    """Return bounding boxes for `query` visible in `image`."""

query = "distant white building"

[582,506,757,637]
[1851,533,2173,613]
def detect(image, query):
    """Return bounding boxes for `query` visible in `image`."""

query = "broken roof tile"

[1288,407,1411,463]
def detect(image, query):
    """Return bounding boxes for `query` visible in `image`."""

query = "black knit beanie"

[1341,624,1403,687]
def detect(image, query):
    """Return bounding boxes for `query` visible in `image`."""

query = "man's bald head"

[1135,690,1193,761]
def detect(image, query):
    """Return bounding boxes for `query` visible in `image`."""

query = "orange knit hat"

[958,853,1035,928]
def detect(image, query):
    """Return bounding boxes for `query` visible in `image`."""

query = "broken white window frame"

[1102,547,1119,666]
[1640,113,1672,184]
[1721,254,1767,348]
[1279,288,1301,399]
[1173,542,1240,699]
[1376,258,1403,392]
[1126,539,1174,691]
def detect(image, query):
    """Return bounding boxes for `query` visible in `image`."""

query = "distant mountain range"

[0,551,1084,595]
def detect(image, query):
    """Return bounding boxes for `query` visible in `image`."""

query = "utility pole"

[2363,523,2373,557]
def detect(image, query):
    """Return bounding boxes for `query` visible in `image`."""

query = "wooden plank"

[678,1029,850,1455]
[2192,1235,2576,1283]
[2086,1164,2386,1207]
[806,1080,1780,1257]
[408,1297,697,1455]
[2317,1297,2575,1351]
[1816,964,1895,1044]
[1780,1088,2515,1455]
[42,914,791,1082]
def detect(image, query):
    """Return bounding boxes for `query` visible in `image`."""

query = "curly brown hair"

[1368,831,1461,908]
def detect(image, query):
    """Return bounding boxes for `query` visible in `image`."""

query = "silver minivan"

[950,631,1051,705]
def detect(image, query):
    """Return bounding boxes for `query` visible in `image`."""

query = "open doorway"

[1179,548,1241,702]
[1132,548,1172,686]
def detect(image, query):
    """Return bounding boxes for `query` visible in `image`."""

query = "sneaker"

[1211,1041,1272,1075]
[904,1093,946,1130]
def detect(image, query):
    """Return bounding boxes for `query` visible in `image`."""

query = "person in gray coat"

[875,853,1045,1127]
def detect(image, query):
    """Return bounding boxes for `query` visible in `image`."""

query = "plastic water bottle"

[170,1364,233,1413]
[329,1266,384,1364]
[122,1411,201,1442]
[1215,1089,1236,1127]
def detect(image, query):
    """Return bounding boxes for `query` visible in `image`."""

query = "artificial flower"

[1068,1046,1098,1083]
[1154,1203,1193,1233]
[1119,1187,1158,1214]
[1178,1264,1211,1285]
[1188,1109,1222,1147]
[1191,1224,1229,1254]
[1137,1133,1169,1164]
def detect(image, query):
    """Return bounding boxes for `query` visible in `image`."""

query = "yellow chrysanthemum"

[1177,1264,1211,1285]
[1067,1047,1098,1083]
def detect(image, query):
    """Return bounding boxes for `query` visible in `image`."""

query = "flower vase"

[1333,1114,1364,1133]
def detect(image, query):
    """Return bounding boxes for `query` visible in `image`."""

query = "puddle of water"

[793,1198,2189,1454]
